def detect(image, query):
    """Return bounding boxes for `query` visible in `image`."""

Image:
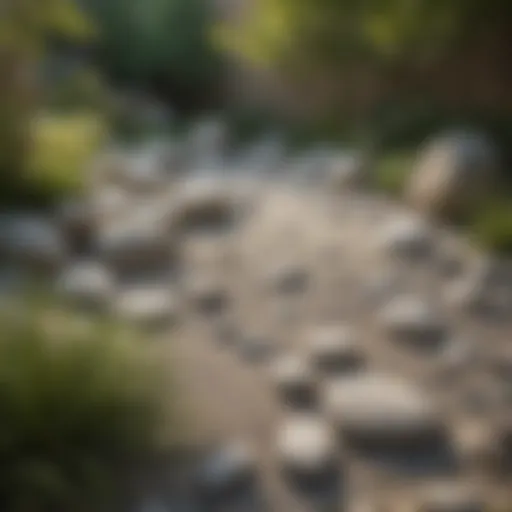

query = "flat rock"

[323,374,442,447]
[114,286,178,329]
[271,355,316,406]
[307,325,364,374]
[57,261,114,311]
[379,295,446,349]
[95,219,174,275]
[277,414,338,478]
[195,441,255,496]
[0,214,66,272]
[378,215,433,261]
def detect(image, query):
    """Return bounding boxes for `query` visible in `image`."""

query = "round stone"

[379,216,433,261]
[271,355,316,406]
[0,214,66,272]
[195,441,255,496]
[379,295,446,349]
[323,374,442,447]
[307,325,364,374]
[95,220,173,275]
[114,286,178,329]
[57,261,114,311]
[170,179,236,233]
[277,414,337,477]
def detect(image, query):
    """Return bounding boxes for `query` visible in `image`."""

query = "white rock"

[323,374,441,446]
[378,215,433,260]
[307,325,363,373]
[114,286,177,329]
[379,295,446,347]
[196,441,255,495]
[57,261,114,310]
[277,414,337,476]
[407,130,498,220]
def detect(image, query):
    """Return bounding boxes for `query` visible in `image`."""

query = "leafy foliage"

[83,0,220,109]
[215,0,512,76]
[0,304,173,512]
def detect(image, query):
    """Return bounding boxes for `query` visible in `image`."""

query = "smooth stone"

[379,295,446,349]
[95,220,173,274]
[407,130,498,221]
[271,355,316,406]
[195,441,255,496]
[378,215,433,261]
[114,286,178,329]
[0,214,66,272]
[56,261,114,311]
[323,374,442,447]
[277,414,337,478]
[170,179,237,233]
[307,325,364,374]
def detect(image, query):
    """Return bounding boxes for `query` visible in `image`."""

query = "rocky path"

[2,126,512,511]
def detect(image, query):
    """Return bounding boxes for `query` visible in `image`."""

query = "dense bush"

[22,111,107,203]
[83,0,220,112]
[0,304,173,512]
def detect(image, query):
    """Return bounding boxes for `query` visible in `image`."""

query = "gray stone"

[195,441,255,496]
[277,414,337,477]
[307,325,364,374]
[378,215,433,261]
[57,261,114,311]
[379,295,446,349]
[327,152,369,190]
[407,130,498,220]
[0,214,66,272]
[170,179,237,233]
[271,355,316,406]
[323,374,442,447]
[114,285,178,329]
[95,219,173,275]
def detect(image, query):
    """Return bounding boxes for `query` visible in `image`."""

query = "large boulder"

[323,374,442,447]
[56,260,114,311]
[276,414,338,479]
[407,131,498,220]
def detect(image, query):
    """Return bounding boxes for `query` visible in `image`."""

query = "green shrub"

[373,151,415,196]
[27,111,107,198]
[0,304,173,512]
[468,198,512,255]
